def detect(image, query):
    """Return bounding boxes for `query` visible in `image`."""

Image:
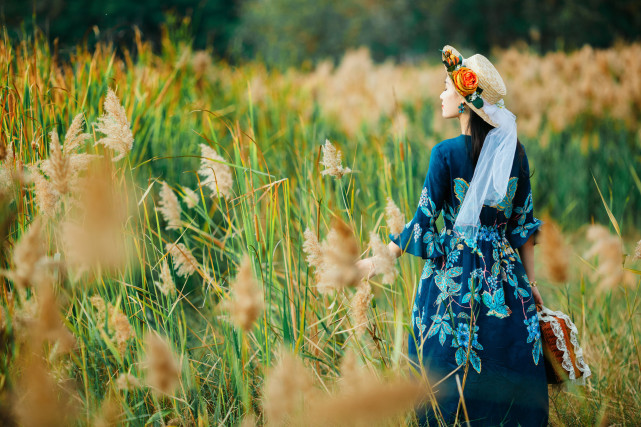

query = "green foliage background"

[3,0,641,66]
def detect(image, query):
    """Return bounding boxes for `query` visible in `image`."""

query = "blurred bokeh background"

[3,0,641,66]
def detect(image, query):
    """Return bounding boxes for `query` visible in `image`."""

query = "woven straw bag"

[536,305,592,384]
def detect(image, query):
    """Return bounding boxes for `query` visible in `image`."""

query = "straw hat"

[441,45,507,127]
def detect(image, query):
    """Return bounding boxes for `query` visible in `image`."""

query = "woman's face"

[440,75,466,119]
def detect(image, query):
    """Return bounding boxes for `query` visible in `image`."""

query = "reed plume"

[319,139,352,178]
[35,280,76,354]
[182,187,200,209]
[263,348,316,426]
[583,224,637,292]
[198,144,233,199]
[115,373,141,391]
[158,181,182,230]
[90,296,133,355]
[295,347,425,427]
[634,239,641,260]
[0,143,18,193]
[350,281,373,336]
[142,331,181,396]
[63,113,92,153]
[93,397,122,427]
[539,215,570,283]
[301,375,424,427]
[2,217,48,289]
[369,231,397,285]
[316,218,361,294]
[154,259,176,296]
[302,227,323,270]
[229,254,264,332]
[166,242,198,278]
[13,349,79,427]
[94,88,134,161]
[385,197,405,236]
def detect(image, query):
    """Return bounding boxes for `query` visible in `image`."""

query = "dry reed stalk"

[319,139,352,178]
[385,197,405,237]
[94,88,134,161]
[142,331,181,396]
[154,259,176,296]
[198,144,233,199]
[316,218,361,294]
[539,215,570,283]
[166,242,199,278]
[229,254,264,332]
[158,181,182,230]
[369,231,398,284]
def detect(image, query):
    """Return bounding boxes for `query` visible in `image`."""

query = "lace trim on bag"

[538,306,592,384]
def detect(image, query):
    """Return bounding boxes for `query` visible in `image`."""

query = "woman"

[357,46,549,426]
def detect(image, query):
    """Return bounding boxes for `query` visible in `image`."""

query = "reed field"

[1,28,641,426]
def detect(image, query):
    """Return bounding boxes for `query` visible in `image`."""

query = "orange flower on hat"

[452,67,479,97]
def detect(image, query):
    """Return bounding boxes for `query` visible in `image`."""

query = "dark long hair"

[466,108,527,177]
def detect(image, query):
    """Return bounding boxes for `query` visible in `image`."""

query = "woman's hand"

[356,257,376,281]
[531,285,544,307]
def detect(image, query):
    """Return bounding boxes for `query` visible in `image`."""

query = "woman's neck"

[459,113,471,136]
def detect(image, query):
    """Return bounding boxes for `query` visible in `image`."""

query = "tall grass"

[0,28,640,426]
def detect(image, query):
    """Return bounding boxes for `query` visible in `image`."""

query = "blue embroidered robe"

[389,134,548,426]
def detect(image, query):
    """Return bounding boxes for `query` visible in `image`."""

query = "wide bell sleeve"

[505,149,543,249]
[388,146,447,259]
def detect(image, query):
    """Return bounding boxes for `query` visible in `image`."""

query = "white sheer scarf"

[453,98,517,246]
